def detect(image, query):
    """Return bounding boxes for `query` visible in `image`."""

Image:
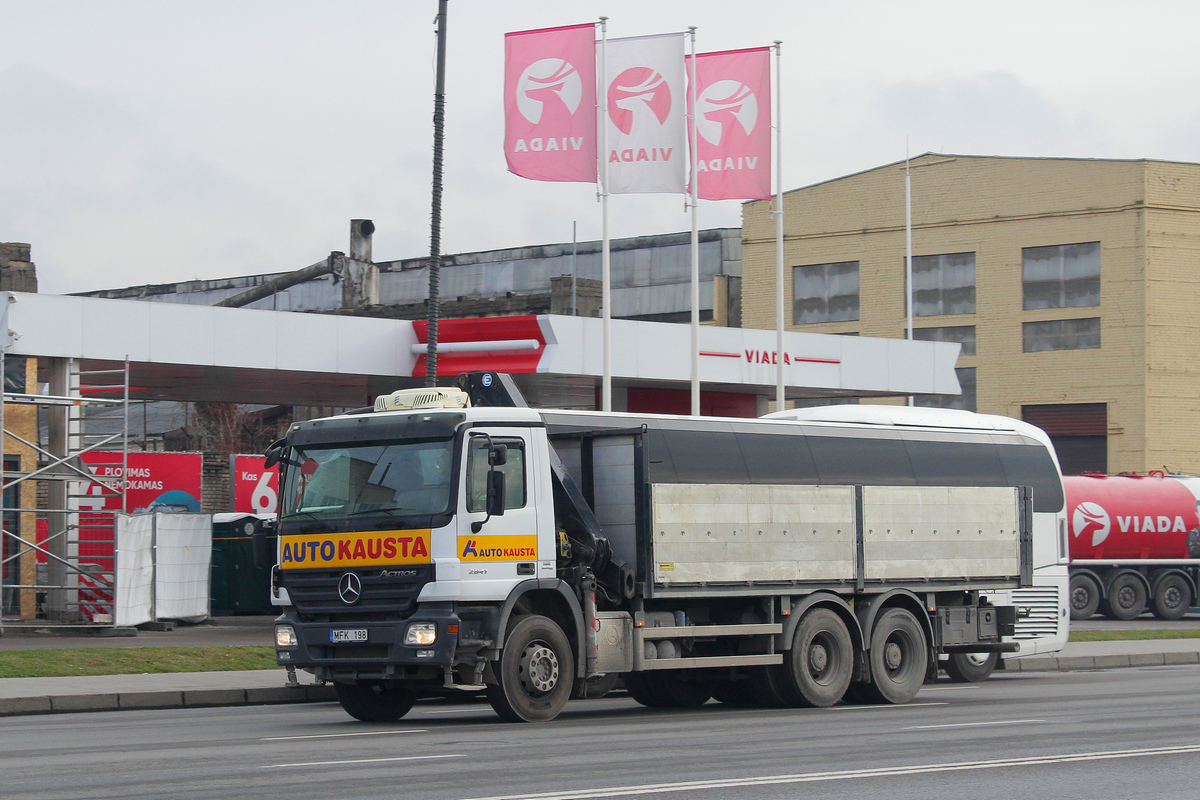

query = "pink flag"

[687,47,772,201]
[604,33,687,194]
[504,23,597,183]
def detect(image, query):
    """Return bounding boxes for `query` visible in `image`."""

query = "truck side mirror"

[489,443,508,467]
[488,470,507,517]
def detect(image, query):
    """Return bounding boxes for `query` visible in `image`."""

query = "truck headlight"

[405,622,437,646]
[275,624,298,648]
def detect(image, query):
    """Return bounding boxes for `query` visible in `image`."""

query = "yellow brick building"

[742,154,1200,475]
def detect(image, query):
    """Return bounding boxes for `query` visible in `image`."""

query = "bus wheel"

[1101,573,1146,621]
[1151,574,1193,621]
[945,652,998,683]
[1069,573,1101,620]
[862,608,927,704]
[784,609,853,707]
[334,681,416,722]
[487,614,574,723]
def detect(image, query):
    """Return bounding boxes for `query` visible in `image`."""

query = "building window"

[912,325,976,356]
[912,252,975,316]
[1023,318,1100,352]
[914,367,976,412]
[793,261,859,324]
[1023,241,1100,310]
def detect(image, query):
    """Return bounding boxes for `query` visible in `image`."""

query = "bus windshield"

[280,439,453,519]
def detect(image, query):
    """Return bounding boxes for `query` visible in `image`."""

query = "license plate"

[329,629,368,643]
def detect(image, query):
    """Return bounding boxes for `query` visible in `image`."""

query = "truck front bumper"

[274,607,461,680]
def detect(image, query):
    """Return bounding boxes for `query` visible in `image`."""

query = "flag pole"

[688,27,700,416]
[905,138,913,406]
[773,40,785,412]
[599,17,612,412]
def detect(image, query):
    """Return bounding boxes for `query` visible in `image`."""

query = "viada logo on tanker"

[1072,501,1190,548]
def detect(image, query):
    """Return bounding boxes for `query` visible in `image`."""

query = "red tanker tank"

[1065,474,1200,561]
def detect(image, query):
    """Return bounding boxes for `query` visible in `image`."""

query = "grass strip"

[1069,629,1200,642]
[0,645,277,679]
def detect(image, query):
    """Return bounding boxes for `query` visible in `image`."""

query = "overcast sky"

[3,1,1199,295]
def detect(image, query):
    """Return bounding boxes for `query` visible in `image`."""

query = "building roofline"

[772,153,1200,199]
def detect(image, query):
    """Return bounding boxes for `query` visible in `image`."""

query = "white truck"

[265,372,1063,722]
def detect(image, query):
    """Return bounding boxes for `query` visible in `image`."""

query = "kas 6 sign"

[231,455,279,514]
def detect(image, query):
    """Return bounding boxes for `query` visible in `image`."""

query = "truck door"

[456,429,547,594]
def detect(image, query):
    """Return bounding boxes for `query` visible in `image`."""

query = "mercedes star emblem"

[337,572,362,605]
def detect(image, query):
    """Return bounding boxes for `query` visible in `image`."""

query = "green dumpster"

[210,513,276,615]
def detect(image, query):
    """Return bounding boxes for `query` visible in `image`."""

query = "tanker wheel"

[1101,573,1147,621]
[334,680,416,722]
[783,608,854,707]
[486,614,574,723]
[859,608,928,704]
[1151,574,1193,621]
[1069,573,1101,620]
[945,652,998,683]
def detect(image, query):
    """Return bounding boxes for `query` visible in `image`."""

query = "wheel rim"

[519,640,560,695]
[963,652,991,668]
[883,631,912,678]
[1116,584,1137,608]
[1162,585,1183,610]
[1071,586,1092,610]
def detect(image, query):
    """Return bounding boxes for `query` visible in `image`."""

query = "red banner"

[79,452,203,513]
[232,455,279,514]
[504,23,597,183]
[687,47,772,201]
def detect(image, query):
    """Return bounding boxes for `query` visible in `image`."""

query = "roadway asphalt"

[0,613,1197,717]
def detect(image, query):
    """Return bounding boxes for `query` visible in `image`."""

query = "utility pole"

[426,0,448,387]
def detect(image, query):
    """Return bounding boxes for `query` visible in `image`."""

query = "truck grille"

[283,564,433,617]
[1011,587,1061,639]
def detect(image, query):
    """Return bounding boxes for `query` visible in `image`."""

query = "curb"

[1005,651,1200,672]
[0,683,337,717]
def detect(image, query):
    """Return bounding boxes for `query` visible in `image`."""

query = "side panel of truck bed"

[650,483,1021,595]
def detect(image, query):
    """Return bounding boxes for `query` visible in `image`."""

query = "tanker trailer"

[1065,473,1200,620]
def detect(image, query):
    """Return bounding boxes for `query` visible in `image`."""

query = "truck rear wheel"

[861,608,927,704]
[945,651,998,683]
[487,614,574,723]
[1151,573,1193,621]
[334,681,416,722]
[1101,573,1146,620]
[1069,573,1101,620]
[784,609,853,707]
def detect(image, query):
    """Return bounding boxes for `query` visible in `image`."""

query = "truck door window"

[467,437,526,513]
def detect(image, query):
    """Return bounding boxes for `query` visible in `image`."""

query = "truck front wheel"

[334,681,416,722]
[487,614,574,723]
[861,608,927,704]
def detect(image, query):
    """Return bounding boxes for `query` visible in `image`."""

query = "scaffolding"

[0,351,129,630]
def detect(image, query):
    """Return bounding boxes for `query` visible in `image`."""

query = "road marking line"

[263,753,464,769]
[454,745,1200,800]
[827,701,948,711]
[262,729,426,741]
[903,719,1045,730]
[920,685,981,692]
[421,708,486,714]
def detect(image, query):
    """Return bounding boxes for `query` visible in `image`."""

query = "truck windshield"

[280,439,453,519]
